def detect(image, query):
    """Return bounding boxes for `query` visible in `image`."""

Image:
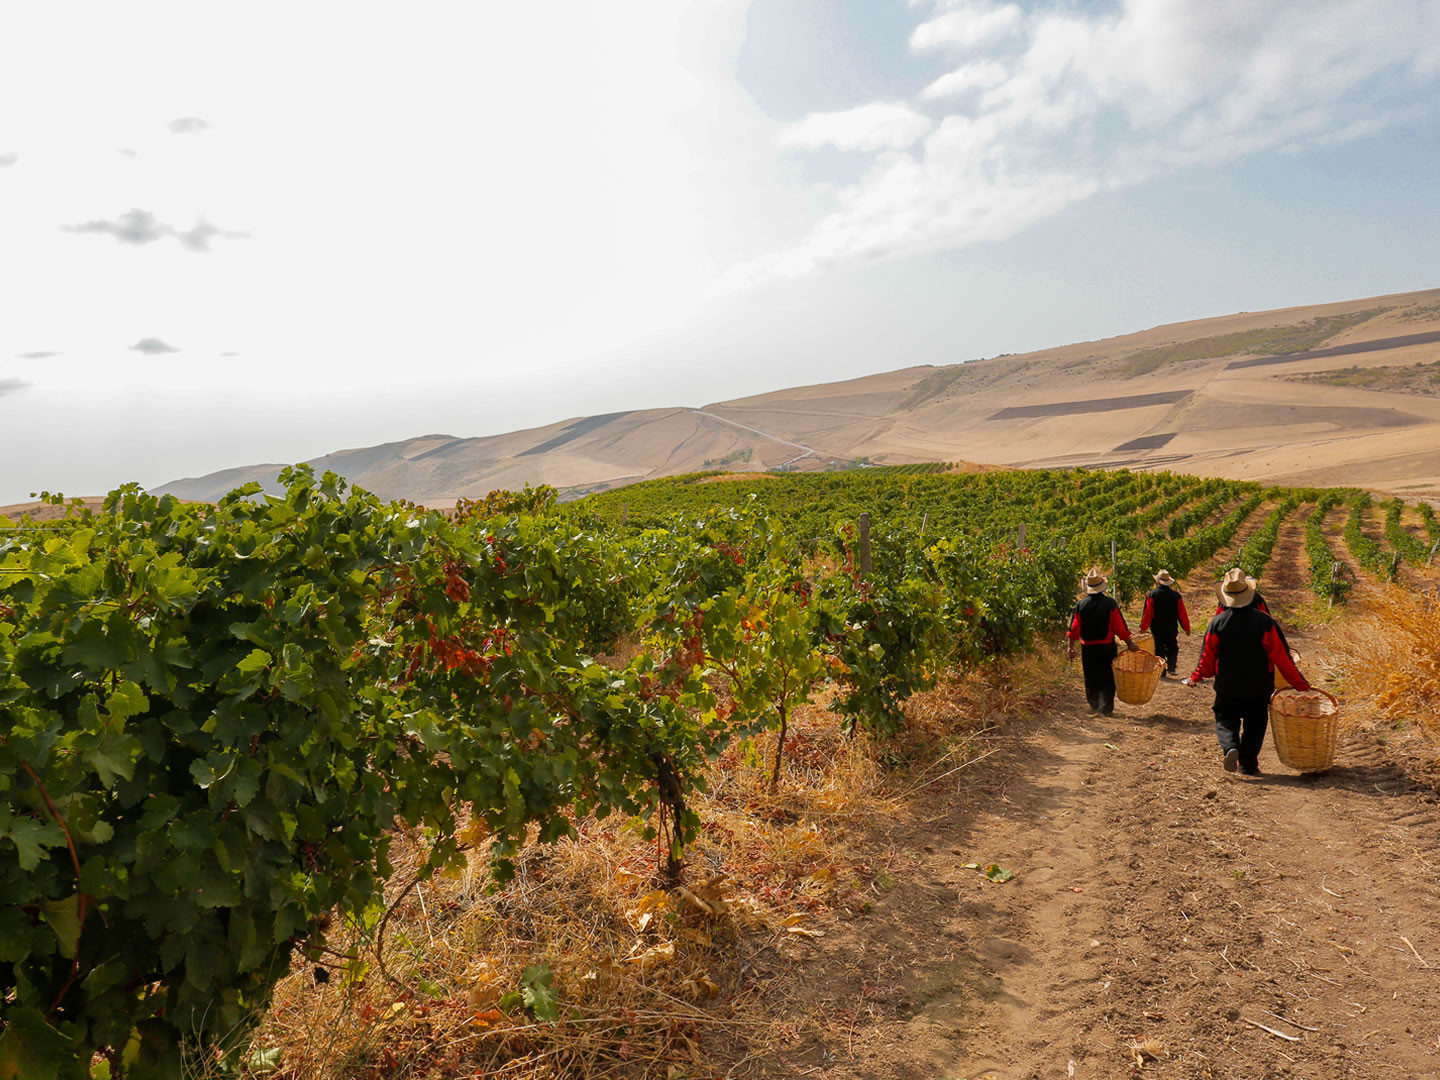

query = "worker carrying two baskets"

[1139,569,1190,677]
[1066,567,1137,716]
[1183,569,1311,777]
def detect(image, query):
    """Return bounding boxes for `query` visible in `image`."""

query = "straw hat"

[1154,570,1176,586]
[1082,566,1108,594]
[1217,567,1256,608]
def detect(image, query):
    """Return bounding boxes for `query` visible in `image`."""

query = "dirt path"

[784,539,1440,1079]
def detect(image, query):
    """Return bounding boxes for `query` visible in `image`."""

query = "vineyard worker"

[1139,569,1191,677]
[1183,569,1310,777]
[1067,567,1138,716]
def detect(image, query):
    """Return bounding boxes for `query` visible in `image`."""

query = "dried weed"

[1325,583,1440,741]
[245,651,1053,1078]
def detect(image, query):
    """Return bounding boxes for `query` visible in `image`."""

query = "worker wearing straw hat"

[1140,569,1191,677]
[1212,571,1270,615]
[1066,567,1137,716]
[1183,569,1310,776]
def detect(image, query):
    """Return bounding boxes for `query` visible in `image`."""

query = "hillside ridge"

[153,286,1440,504]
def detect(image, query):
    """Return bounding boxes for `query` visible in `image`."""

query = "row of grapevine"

[1384,497,1433,564]
[0,471,1082,1075]
[1419,500,1439,543]
[1344,494,1401,581]
[1305,493,1351,603]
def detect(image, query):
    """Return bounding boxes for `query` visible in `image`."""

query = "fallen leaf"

[785,926,825,938]
[626,941,676,971]
[673,885,716,916]
[781,912,811,926]
[468,1008,504,1029]
[984,864,1015,883]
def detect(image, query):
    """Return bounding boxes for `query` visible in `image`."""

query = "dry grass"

[240,652,1060,1079]
[1324,583,1440,742]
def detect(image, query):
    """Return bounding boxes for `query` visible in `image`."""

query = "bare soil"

[759,540,1440,1079]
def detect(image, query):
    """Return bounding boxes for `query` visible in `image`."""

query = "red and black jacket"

[1067,594,1132,646]
[1140,586,1190,636]
[1190,606,1308,699]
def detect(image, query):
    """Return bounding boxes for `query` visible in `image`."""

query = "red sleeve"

[1257,598,1271,615]
[1265,628,1310,691]
[1066,611,1082,641]
[1214,603,1224,616]
[1110,607,1131,641]
[1189,630,1219,682]
[1139,596,1154,633]
[1177,598,1191,634]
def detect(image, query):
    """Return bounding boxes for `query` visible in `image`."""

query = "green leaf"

[235,648,272,677]
[983,864,1014,883]
[105,681,149,722]
[81,731,141,787]
[43,894,83,959]
[1,814,61,871]
[519,964,559,1023]
[245,1047,284,1074]
[0,1006,72,1080]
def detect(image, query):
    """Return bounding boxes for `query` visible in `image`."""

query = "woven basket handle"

[1271,686,1338,707]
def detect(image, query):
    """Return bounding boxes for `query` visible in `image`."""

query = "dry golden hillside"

[154,287,1440,504]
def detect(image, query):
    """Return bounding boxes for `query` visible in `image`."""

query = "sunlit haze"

[3,0,1438,502]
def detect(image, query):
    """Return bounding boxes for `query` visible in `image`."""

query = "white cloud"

[761,0,1440,276]
[910,3,1022,53]
[780,103,934,153]
[921,60,1008,100]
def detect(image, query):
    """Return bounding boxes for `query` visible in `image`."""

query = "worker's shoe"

[1240,764,1262,778]
[1223,749,1240,773]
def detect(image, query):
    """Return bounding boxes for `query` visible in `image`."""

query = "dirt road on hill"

[779,535,1440,1080]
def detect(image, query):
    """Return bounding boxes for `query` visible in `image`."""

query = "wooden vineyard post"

[1018,522,1026,550]
[621,504,628,526]
[920,512,928,539]
[858,513,872,579]
[1428,537,1440,565]
[1110,539,1117,577]
[1329,560,1340,609]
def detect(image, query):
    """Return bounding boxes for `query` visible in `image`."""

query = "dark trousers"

[1081,643,1118,714]
[1152,627,1180,674]
[1214,694,1270,771]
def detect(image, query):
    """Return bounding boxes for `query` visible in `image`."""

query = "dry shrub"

[248,704,892,1079]
[905,647,1068,738]
[246,650,1057,1078]
[1326,583,1440,740]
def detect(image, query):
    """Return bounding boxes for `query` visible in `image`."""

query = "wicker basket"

[1270,688,1340,773]
[1112,649,1166,705]
[1273,649,1301,690]
[1132,633,1155,655]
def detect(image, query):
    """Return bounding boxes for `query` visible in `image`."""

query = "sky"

[2,0,1439,502]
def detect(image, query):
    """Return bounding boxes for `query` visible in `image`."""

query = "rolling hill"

[154,286,1440,504]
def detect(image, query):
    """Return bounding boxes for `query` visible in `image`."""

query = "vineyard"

[1,465,1435,1078]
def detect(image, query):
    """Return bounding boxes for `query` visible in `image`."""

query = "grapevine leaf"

[1,814,62,871]
[519,964,559,1023]
[0,1006,71,1080]
[43,894,83,959]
